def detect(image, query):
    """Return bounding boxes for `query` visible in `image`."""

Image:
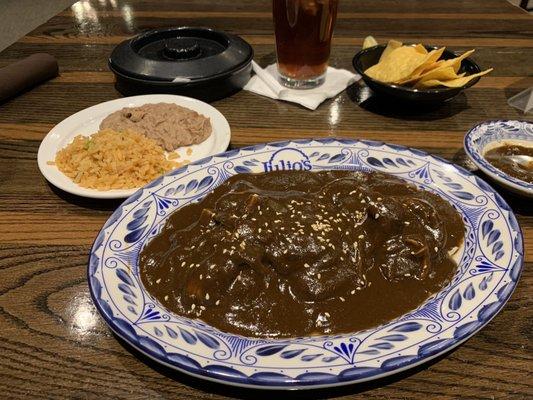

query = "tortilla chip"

[366,46,429,83]
[417,66,460,83]
[363,35,378,49]
[415,68,493,88]
[414,44,428,55]
[439,49,476,73]
[378,39,403,63]
[363,39,492,88]
[398,47,447,84]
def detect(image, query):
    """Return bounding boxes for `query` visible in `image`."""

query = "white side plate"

[37,94,231,199]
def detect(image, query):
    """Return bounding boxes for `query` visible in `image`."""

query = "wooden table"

[0,0,531,398]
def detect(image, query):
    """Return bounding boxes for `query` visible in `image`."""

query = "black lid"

[109,27,253,82]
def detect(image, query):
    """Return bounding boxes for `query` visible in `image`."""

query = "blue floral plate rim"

[88,137,523,389]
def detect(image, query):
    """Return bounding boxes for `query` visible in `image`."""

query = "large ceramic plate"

[88,139,523,389]
[38,94,231,199]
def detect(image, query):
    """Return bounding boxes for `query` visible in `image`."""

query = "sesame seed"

[199,274,203,280]
[434,247,438,252]
[339,296,345,302]
[205,293,210,300]
[350,290,356,295]
[191,304,196,310]
[164,295,169,301]
[317,273,321,279]
[200,305,206,310]
[404,221,410,225]
[181,261,186,267]
[358,235,364,239]
[324,312,331,317]
[304,263,310,268]
[215,300,220,306]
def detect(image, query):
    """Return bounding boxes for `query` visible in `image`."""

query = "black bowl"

[352,44,482,104]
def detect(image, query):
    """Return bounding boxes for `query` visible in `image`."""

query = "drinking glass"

[273,0,339,89]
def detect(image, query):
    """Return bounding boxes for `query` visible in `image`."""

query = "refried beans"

[100,103,212,151]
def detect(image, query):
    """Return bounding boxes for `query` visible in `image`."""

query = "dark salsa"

[484,143,533,184]
[139,170,464,338]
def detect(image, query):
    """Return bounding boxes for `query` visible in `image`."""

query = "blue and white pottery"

[464,120,533,197]
[88,138,523,389]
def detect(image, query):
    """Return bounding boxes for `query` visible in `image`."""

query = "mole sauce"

[139,170,464,338]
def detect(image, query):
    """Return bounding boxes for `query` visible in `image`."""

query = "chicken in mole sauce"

[139,170,464,338]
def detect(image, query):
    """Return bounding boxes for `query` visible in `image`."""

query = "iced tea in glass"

[273,0,338,89]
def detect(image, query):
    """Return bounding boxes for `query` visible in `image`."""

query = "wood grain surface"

[0,0,531,398]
